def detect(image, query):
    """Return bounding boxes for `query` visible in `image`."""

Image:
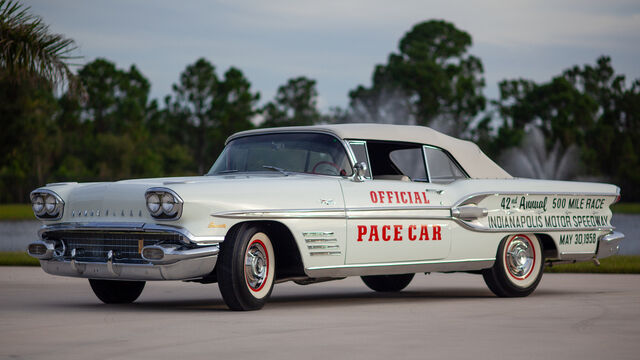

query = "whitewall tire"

[482,234,544,297]
[217,224,276,310]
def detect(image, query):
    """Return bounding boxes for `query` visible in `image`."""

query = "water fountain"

[499,126,580,180]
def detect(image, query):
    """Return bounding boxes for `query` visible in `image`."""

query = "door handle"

[451,206,488,220]
[425,188,444,195]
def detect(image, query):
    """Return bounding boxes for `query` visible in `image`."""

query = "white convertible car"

[28,124,624,310]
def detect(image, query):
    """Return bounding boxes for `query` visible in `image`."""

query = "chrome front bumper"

[28,222,222,281]
[596,231,624,259]
[35,245,219,281]
[40,255,217,281]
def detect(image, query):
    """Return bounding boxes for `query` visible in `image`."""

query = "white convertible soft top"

[228,124,512,179]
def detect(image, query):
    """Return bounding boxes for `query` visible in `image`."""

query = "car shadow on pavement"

[267,288,495,309]
[47,287,499,312]
[44,285,597,312]
[50,299,231,312]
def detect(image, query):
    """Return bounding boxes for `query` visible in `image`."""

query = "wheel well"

[535,233,558,259]
[224,221,306,280]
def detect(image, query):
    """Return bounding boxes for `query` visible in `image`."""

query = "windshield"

[208,133,353,176]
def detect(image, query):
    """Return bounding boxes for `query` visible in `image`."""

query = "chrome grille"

[44,231,183,263]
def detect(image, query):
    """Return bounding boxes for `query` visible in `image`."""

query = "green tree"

[167,58,259,173]
[78,58,151,134]
[564,57,640,199]
[54,58,165,182]
[346,68,415,124]
[349,20,486,136]
[490,56,640,199]
[211,67,259,154]
[168,58,217,173]
[0,77,60,202]
[0,0,78,201]
[262,76,320,127]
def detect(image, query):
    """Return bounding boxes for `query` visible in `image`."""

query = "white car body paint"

[29,124,622,283]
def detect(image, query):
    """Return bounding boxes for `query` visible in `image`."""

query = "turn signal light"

[28,243,47,256]
[142,247,165,260]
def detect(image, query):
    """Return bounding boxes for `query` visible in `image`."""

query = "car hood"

[37,173,346,225]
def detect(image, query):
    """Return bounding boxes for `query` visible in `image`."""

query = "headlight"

[30,190,64,219]
[146,193,162,215]
[145,188,183,220]
[44,195,57,214]
[32,195,45,216]
[161,193,177,216]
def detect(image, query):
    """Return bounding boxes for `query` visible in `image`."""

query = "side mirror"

[353,162,368,182]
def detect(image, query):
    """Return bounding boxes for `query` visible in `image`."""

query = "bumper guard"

[596,231,624,259]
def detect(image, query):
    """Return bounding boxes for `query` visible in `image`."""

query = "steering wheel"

[311,161,345,175]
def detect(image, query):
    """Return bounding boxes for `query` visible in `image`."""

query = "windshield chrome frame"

[209,130,358,178]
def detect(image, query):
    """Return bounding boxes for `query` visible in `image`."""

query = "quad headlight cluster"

[145,188,183,220]
[30,190,64,220]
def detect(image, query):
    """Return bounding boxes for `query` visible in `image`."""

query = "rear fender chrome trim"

[454,221,614,233]
[453,191,620,208]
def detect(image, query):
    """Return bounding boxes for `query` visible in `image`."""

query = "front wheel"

[361,273,414,292]
[89,279,145,304]
[217,224,276,311]
[483,234,544,297]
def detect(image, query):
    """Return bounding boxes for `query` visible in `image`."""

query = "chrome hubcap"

[245,242,267,290]
[506,237,534,278]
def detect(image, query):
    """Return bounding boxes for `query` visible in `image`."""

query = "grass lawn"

[545,255,640,274]
[0,252,40,266]
[611,202,640,214]
[0,204,35,221]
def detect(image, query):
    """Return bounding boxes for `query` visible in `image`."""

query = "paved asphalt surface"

[1,268,639,360]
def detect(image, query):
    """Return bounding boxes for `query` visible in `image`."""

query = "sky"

[23,0,640,111]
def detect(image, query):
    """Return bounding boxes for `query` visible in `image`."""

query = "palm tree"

[0,0,80,92]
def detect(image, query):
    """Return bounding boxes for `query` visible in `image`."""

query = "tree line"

[1,1,639,202]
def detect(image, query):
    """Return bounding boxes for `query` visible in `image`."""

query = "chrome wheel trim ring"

[502,234,540,289]
[244,240,268,291]
[506,236,535,279]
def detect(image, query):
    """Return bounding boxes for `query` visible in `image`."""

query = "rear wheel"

[483,234,544,297]
[217,224,275,311]
[361,273,414,292]
[89,279,145,304]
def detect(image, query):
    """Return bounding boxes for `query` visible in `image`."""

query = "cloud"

[22,0,640,110]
